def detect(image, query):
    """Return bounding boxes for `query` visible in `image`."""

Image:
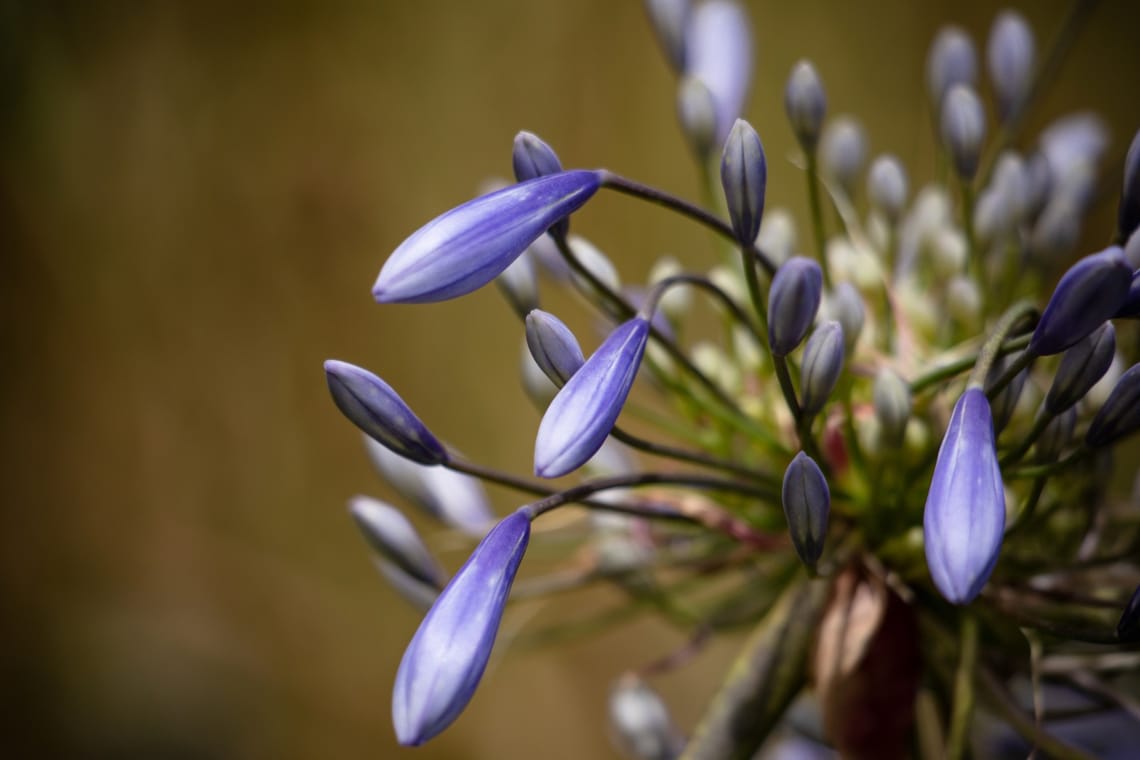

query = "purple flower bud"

[1036,406,1075,462]
[784,60,826,153]
[781,451,830,568]
[511,131,564,183]
[800,321,845,417]
[927,26,977,108]
[325,360,446,465]
[1045,322,1116,414]
[940,85,986,181]
[534,317,650,478]
[987,11,1035,123]
[1086,363,1140,449]
[1119,129,1140,242]
[349,495,446,589]
[1118,585,1140,642]
[1030,246,1132,356]
[867,154,908,223]
[720,118,767,245]
[373,170,601,304]
[393,510,531,745]
[676,75,719,158]
[819,116,867,196]
[1116,270,1140,319]
[609,675,684,760]
[768,256,823,357]
[923,389,1005,604]
[525,309,585,387]
[685,0,752,147]
[644,0,690,72]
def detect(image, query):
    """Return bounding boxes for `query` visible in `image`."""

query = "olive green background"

[2,1,1138,758]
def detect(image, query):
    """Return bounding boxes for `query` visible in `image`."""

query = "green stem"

[1000,410,1054,467]
[909,333,1032,394]
[976,668,1100,760]
[805,152,831,288]
[946,614,978,760]
[609,425,778,485]
[985,347,1036,401]
[969,300,1038,390]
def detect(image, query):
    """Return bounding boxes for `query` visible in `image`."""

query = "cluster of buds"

[325,2,1140,757]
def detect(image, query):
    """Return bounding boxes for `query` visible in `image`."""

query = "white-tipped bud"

[567,234,621,295]
[755,207,797,266]
[873,368,911,448]
[521,341,559,409]
[676,75,719,159]
[495,248,539,316]
[826,282,866,352]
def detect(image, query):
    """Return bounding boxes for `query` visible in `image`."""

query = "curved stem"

[969,300,1038,390]
[609,425,778,485]
[909,333,1032,394]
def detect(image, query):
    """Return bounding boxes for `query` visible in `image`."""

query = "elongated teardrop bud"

[1086,363,1140,448]
[784,60,826,153]
[873,368,911,448]
[1030,246,1131,356]
[927,26,977,108]
[1044,322,1116,414]
[987,11,1035,123]
[867,154,908,223]
[940,84,986,181]
[685,0,753,146]
[525,309,585,387]
[782,451,831,568]
[349,495,446,589]
[644,0,690,72]
[720,118,767,245]
[800,321,845,417]
[768,257,823,357]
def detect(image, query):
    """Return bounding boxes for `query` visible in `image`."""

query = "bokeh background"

[3,1,1139,758]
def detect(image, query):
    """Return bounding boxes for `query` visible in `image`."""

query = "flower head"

[393,510,531,745]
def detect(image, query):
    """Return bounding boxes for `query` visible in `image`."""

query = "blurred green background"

[2,1,1138,758]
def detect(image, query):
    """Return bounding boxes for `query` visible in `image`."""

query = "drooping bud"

[608,674,685,760]
[784,60,827,153]
[1118,585,1140,642]
[782,451,831,568]
[535,317,651,478]
[800,321,846,417]
[827,282,865,352]
[819,116,867,196]
[685,0,753,147]
[393,510,531,745]
[1086,363,1140,448]
[525,309,585,387]
[867,154,908,223]
[940,84,986,181]
[767,256,823,357]
[349,495,446,590]
[927,26,977,108]
[923,388,1005,604]
[1029,246,1132,355]
[1044,322,1116,414]
[873,368,911,448]
[325,360,447,465]
[676,75,719,158]
[1118,129,1140,243]
[720,118,767,245]
[495,247,539,317]
[643,0,690,72]
[987,11,1035,123]
[1035,406,1075,462]
[373,170,601,303]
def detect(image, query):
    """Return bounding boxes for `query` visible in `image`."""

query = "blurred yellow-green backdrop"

[3,1,1139,758]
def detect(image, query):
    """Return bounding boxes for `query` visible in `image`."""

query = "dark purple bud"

[1035,406,1075,462]
[781,451,830,568]
[393,510,531,745]
[512,131,564,183]
[1086,363,1140,448]
[373,170,601,303]
[349,495,446,590]
[987,11,1035,123]
[325,360,446,465]
[720,118,767,245]
[1118,585,1140,642]
[986,355,1028,434]
[784,60,826,153]
[534,317,651,478]
[927,26,977,108]
[1030,246,1132,355]
[923,389,1005,604]
[525,309,585,388]
[867,154,908,223]
[685,0,753,147]
[800,321,845,417]
[1116,270,1140,319]
[940,85,986,181]
[768,256,823,357]
[1044,322,1116,414]
[644,0,690,71]
[1118,129,1140,243]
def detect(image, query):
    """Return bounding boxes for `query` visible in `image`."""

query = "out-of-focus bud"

[986,355,1028,434]
[873,368,911,448]
[1030,246,1132,355]
[1086,363,1140,448]
[1045,322,1115,414]
[566,234,622,295]
[940,84,986,181]
[525,309,585,388]
[946,274,982,328]
[1039,112,1107,206]
[930,226,967,278]
[527,233,573,282]
[768,256,824,357]
[686,0,753,147]
[927,26,977,109]
[608,674,684,760]
[992,151,1029,220]
[819,116,868,196]
[1029,196,1082,260]
[782,451,831,568]
[520,338,558,409]
[692,341,740,395]
[987,11,1035,123]
[755,208,797,266]
[325,360,447,465]
[1125,228,1140,269]
[923,389,1005,604]
[375,559,440,612]
[676,75,719,158]
[495,247,539,317]
[1118,128,1140,243]
[648,256,690,322]
[784,60,827,153]
[643,0,690,72]
[867,154,908,223]
[1035,406,1075,461]
[827,282,866,352]
[1023,150,1052,219]
[349,495,446,590]
[720,118,768,245]
[800,321,845,417]
[1118,585,1140,642]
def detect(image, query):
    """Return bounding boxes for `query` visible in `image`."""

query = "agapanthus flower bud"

[827,282,865,352]
[535,317,651,478]
[1044,322,1116,414]
[1119,129,1140,243]
[495,247,539,316]
[940,84,986,181]
[1118,585,1140,642]
[720,118,767,245]
[987,11,1035,123]
[609,675,684,760]
[782,451,831,568]
[376,559,440,612]
[819,116,867,196]
[511,131,564,183]
[676,75,719,158]
[923,389,1005,604]
[525,309,585,388]
[325,360,446,465]
[393,510,531,745]
[1030,246,1132,356]
[946,275,982,328]
[1036,406,1075,462]
[349,495,446,589]
[373,170,601,303]
[756,208,797,266]
[873,368,911,448]
[1086,363,1140,448]
[1029,196,1081,260]
[644,0,690,72]
[800,321,845,417]
[867,154,908,223]
[520,339,558,409]
[926,26,977,108]
[567,234,622,296]
[768,256,823,357]
[365,438,494,537]
[986,355,1028,434]
[1116,270,1140,319]
[784,60,826,153]
[685,0,752,147]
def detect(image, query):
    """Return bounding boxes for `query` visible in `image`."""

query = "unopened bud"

[785,60,827,153]
[349,495,446,590]
[986,355,1028,434]
[1030,246,1132,355]
[1036,406,1075,462]
[867,154,908,223]
[800,321,845,417]
[721,118,767,245]
[940,85,986,181]
[495,248,539,316]
[648,256,690,322]
[782,451,831,568]
[643,0,690,71]
[820,116,867,196]
[946,275,981,328]
[827,282,865,352]
[873,368,911,448]
[927,26,977,108]
[676,76,719,159]
[756,208,798,266]
[930,227,967,278]
[987,11,1035,123]
[609,674,684,760]
[525,310,585,387]
[1118,128,1140,243]
[768,256,824,356]
[1086,363,1140,448]
[1045,322,1115,414]
[567,234,622,295]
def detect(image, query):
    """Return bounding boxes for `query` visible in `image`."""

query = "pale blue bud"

[525,309,585,387]
[685,0,753,147]
[349,495,446,589]
[927,26,977,108]
[784,60,826,153]
[644,0,691,71]
[867,154,908,223]
[987,11,1035,123]
[940,84,986,181]
[819,116,867,196]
